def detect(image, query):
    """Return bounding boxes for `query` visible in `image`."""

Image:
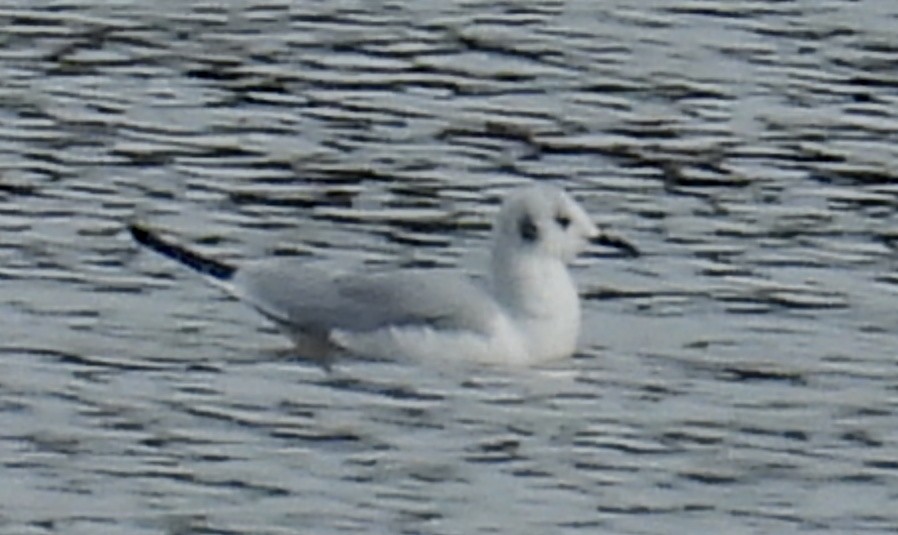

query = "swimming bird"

[129,184,638,365]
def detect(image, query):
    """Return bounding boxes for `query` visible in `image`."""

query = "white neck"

[490,244,581,362]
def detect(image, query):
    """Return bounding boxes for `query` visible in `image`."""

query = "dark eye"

[555,214,571,229]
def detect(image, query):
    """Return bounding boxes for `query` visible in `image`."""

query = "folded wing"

[231,259,502,337]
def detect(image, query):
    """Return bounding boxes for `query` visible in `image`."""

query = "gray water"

[1,1,897,533]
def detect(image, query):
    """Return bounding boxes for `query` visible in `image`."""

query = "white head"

[486,184,637,361]
[492,183,599,263]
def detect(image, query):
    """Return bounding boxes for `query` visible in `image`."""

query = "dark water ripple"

[2,1,898,533]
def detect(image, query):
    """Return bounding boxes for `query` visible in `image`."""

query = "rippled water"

[2,1,897,533]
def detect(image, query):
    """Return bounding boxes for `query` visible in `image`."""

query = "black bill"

[591,232,640,258]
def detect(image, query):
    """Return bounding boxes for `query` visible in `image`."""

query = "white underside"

[330,311,533,366]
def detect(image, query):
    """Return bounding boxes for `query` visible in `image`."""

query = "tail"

[129,223,236,280]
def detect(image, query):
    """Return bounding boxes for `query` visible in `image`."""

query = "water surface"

[1,1,897,533]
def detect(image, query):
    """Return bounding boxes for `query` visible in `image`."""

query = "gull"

[129,183,638,365]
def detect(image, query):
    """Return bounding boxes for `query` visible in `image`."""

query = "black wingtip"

[128,223,154,248]
[128,223,236,280]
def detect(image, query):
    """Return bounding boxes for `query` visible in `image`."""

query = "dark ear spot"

[519,214,538,242]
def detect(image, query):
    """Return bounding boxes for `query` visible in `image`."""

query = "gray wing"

[231,259,501,335]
